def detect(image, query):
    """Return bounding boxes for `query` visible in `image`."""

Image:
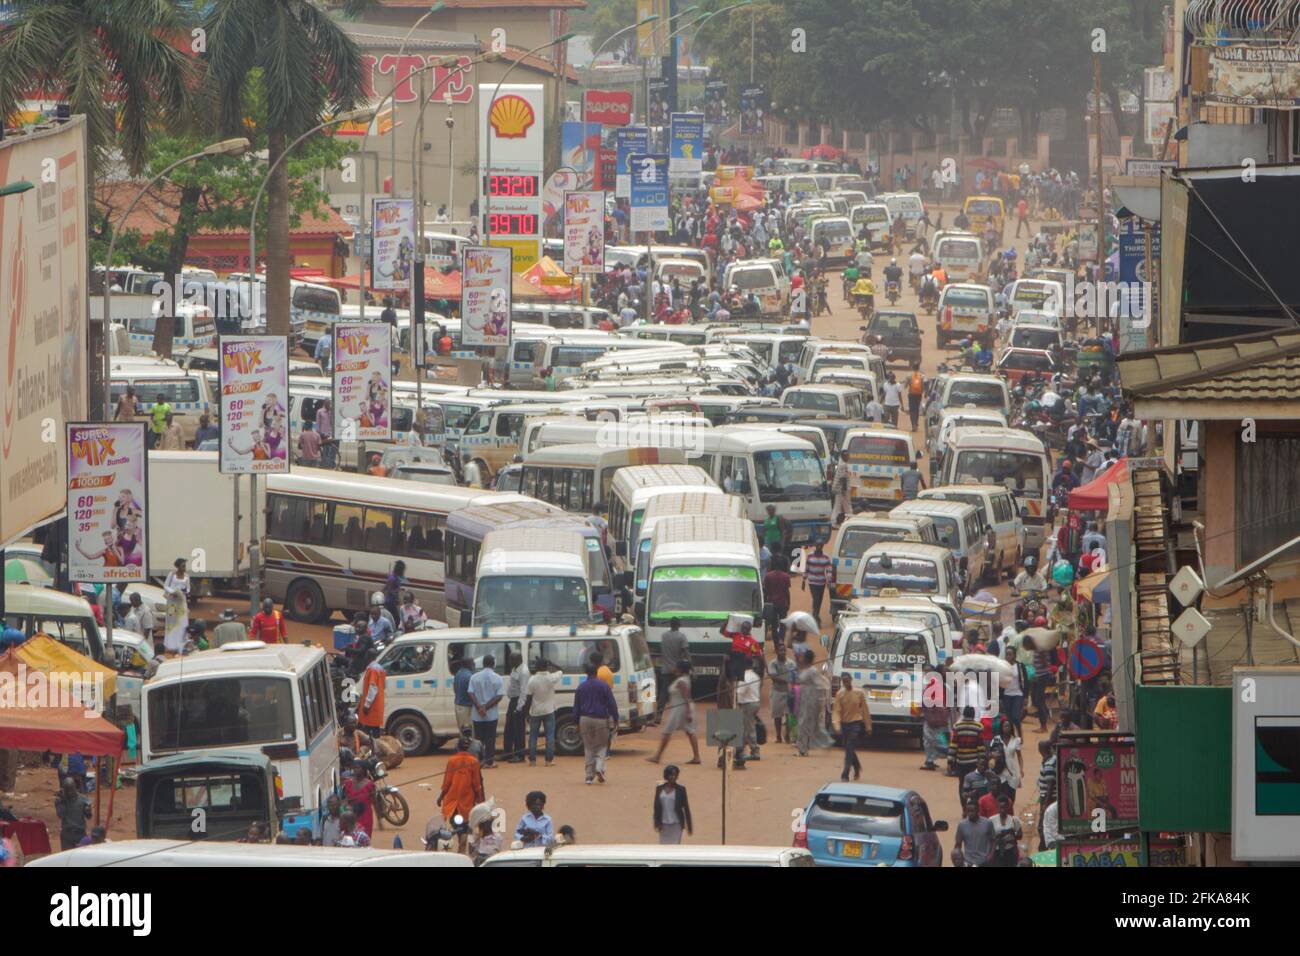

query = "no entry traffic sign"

[1069,637,1104,681]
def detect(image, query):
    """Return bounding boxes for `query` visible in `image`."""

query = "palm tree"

[204,0,371,335]
[0,0,194,174]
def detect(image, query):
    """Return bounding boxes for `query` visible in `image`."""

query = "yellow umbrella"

[1075,565,1111,603]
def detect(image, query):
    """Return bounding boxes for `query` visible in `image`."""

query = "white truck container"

[146,450,262,583]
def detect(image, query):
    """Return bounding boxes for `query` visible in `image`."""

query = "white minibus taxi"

[918,484,1023,581]
[642,514,764,684]
[938,426,1051,550]
[377,624,655,756]
[828,514,937,615]
[473,528,595,627]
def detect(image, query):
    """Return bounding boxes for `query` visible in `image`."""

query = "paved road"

[268,207,1053,853]
[18,209,1053,853]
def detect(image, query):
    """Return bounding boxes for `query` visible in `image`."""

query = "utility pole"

[1093,52,1106,306]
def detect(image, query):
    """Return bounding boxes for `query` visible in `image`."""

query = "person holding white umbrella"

[162,557,191,656]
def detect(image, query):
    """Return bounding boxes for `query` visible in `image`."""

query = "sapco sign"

[583,90,634,126]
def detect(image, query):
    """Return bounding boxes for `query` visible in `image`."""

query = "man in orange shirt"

[250,598,286,643]
[438,737,484,853]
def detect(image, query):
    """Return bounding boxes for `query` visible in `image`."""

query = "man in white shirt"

[736,664,762,763]
[864,397,885,422]
[881,375,904,427]
[524,660,563,766]
[908,250,928,282]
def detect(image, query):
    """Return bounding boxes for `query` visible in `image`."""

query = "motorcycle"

[370,760,410,828]
[885,280,901,305]
[919,282,939,315]
[422,812,470,852]
[853,293,874,321]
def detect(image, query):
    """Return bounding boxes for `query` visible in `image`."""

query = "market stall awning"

[14,635,118,699]
[1075,566,1112,604]
[515,256,577,300]
[1068,458,1129,511]
[0,647,125,755]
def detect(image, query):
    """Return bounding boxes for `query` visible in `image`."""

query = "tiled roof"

[96,181,352,241]
[1120,327,1300,401]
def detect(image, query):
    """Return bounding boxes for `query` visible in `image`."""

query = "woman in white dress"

[162,557,191,655]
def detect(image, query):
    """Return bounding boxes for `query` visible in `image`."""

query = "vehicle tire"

[387,713,432,756]
[286,579,327,624]
[555,712,584,756]
[381,789,410,827]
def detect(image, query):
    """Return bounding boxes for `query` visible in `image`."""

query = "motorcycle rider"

[908,248,928,291]
[919,269,940,308]
[842,260,860,302]
[1013,556,1048,595]
[1051,458,1081,495]
[883,258,903,302]
[851,273,876,317]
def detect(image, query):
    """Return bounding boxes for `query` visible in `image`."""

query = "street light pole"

[246,111,368,616]
[98,138,248,628]
[390,2,448,201]
[582,15,660,183]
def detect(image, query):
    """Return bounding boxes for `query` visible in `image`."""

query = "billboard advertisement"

[66,423,147,583]
[583,90,633,126]
[561,122,599,190]
[332,323,392,442]
[460,245,512,348]
[1233,668,1300,860]
[615,126,649,200]
[704,79,729,124]
[563,190,605,275]
[1209,44,1300,108]
[0,118,89,548]
[629,153,669,234]
[370,198,416,290]
[648,74,673,128]
[1057,734,1139,835]
[219,335,290,475]
[669,112,705,180]
[740,85,768,136]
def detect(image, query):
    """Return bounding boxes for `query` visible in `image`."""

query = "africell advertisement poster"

[460,245,512,348]
[219,335,290,475]
[66,423,147,583]
[1057,735,1139,834]
[371,197,416,291]
[333,323,392,441]
[563,190,605,275]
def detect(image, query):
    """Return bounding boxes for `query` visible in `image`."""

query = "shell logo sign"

[489,94,535,139]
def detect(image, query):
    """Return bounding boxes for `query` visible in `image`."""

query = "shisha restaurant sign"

[1208,44,1300,108]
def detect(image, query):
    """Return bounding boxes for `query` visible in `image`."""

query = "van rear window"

[731,268,776,290]
[966,199,1003,216]
[863,556,939,592]
[839,527,907,559]
[843,629,929,669]
[938,240,980,260]
[845,435,909,463]
[942,289,990,309]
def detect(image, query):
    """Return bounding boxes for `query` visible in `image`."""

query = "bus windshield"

[755,448,828,502]
[474,576,590,625]
[147,676,295,751]
[953,450,1044,493]
[648,565,760,626]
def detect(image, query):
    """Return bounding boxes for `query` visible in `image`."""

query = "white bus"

[938,426,1051,550]
[474,527,596,627]
[607,464,718,567]
[631,491,746,598]
[520,443,687,513]
[643,514,765,683]
[263,469,526,622]
[141,642,339,841]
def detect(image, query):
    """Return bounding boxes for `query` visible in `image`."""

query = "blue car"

[795,783,948,867]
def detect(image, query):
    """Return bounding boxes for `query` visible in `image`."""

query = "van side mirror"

[614,540,626,557]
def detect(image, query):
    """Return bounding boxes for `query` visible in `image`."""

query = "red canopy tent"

[1068,458,1129,511]
[801,144,844,161]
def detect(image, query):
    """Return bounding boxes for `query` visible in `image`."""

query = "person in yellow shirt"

[1092,691,1117,729]
[851,276,876,318]
[831,673,871,782]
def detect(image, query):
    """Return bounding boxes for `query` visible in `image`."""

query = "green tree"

[203,0,371,336]
[92,77,355,275]
[0,0,194,175]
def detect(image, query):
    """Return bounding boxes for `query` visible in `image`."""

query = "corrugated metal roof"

[1121,328,1300,400]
